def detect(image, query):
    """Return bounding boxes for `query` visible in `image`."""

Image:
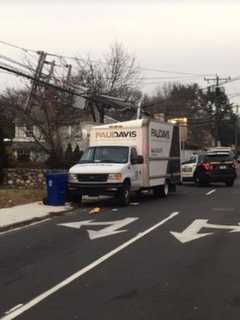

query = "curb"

[0,206,75,233]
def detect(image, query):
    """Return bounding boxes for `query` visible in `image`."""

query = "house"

[12,117,118,162]
[12,121,95,162]
[9,93,134,163]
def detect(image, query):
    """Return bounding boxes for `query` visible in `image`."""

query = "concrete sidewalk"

[0,202,73,231]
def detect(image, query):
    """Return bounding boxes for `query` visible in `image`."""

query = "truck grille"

[76,174,108,182]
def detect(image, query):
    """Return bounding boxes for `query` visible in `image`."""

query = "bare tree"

[0,84,87,168]
[74,42,142,122]
[0,43,142,169]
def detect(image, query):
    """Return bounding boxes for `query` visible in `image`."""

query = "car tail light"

[199,162,213,171]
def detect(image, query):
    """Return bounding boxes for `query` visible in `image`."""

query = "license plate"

[219,165,227,170]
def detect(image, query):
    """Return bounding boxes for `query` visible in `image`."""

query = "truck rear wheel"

[159,182,169,197]
[153,183,169,198]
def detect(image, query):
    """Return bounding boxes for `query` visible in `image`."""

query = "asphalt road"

[1,177,240,320]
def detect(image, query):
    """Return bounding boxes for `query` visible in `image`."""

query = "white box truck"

[68,119,181,205]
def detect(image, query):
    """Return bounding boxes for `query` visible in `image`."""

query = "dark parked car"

[194,148,237,186]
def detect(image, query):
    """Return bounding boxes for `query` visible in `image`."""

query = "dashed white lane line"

[206,189,216,196]
[1,211,179,320]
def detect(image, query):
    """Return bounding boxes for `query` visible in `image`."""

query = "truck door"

[130,147,143,190]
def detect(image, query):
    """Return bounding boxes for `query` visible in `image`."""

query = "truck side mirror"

[137,155,144,164]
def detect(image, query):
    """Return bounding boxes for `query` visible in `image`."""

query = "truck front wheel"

[118,182,130,206]
[68,192,82,206]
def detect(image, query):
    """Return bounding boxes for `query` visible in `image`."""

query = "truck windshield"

[79,146,129,164]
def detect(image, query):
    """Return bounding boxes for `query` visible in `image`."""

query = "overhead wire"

[140,67,214,77]
[0,39,239,108]
[0,40,37,54]
[0,54,35,72]
[0,63,88,97]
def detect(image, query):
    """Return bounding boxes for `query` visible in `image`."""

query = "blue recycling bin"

[46,171,68,206]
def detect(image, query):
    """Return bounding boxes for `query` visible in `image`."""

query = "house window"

[25,126,33,138]
[17,149,31,161]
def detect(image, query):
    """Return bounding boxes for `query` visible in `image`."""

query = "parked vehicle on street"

[181,153,206,182]
[68,119,181,205]
[192,148,237,186]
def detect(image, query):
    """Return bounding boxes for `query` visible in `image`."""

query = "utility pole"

[234,105,239,152]
[136,97,144,119]
[44,59,55,83]
[204,74,231,147]
[65,64,72,85]
[25,51,47,112]
[63,64,73,105]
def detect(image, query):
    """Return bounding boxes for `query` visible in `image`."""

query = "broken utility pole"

[25,51,47,112]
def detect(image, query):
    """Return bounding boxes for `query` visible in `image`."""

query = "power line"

[0,40,37,54]
[141,67,214,77]
[0,39,88,64]
[0,63,87,97]
[141,76,200,80]
[229,93,240,99]
[141,80,200,86]
[0,54,35,72]
[0,40,220,77]
[220,76,240,86]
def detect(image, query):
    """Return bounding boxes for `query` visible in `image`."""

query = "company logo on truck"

[151,128,170,139]
[96,130,137,139]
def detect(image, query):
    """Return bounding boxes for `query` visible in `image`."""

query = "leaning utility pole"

[204,74,231,147]
[25,51,47,112]
[44,59,56,83]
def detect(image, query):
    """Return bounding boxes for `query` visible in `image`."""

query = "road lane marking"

[170,219,240,243]
[4,305,23,315]
[0,219,51,236]
[0,211,179,320]
[58,217,139,240]
[206,189,216,196]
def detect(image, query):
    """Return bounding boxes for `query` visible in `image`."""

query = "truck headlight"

[108,173,122,181]
[69,174,78,183]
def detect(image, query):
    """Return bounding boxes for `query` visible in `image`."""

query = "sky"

[1,0,240,105]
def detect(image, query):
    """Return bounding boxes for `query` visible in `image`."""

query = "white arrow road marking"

[170,219,213,244]
[170,219,240,243]
[206,189,216,196]
[58,218,139,240]
[1,212,179,320]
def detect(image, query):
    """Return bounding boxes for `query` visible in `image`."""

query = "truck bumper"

[68,182,124,196]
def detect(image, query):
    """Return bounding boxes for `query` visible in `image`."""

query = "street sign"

[170,219,240,243]
[58,217,138,240]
